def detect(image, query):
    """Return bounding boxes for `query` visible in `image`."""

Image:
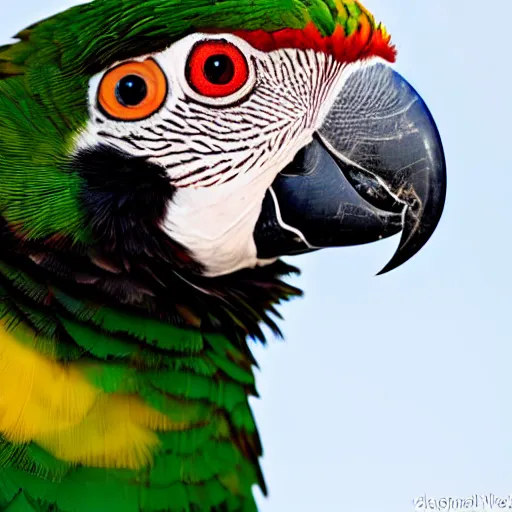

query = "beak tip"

[375,196,446,276]
[375,258,402,276]
[376,252,403,276]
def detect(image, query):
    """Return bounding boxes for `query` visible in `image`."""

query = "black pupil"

[116,75,148,106]
[203,54,235,85]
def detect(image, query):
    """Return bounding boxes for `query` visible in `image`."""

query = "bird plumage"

[0,1,446,510]
[0,254,281,511]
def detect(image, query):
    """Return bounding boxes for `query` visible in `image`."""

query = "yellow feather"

[0,322,99,443]
[37,395,160,469]
[129,399,192,432]
[0,323,191,469]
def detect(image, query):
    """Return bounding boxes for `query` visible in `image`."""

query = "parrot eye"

[98,59,167,121]
[203,55,235,85]
[116,75,148,106]
[186,41,249,98]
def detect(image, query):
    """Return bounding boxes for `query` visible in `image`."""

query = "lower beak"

[254,63,447,274]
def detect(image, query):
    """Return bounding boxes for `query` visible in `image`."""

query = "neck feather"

[0,224,301,511]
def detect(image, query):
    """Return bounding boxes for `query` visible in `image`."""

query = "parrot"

[0,0,446,511]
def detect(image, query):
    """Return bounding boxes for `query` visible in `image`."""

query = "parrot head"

[0,0,446,323]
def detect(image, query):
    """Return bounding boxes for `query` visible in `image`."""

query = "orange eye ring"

[187,41,249,98]
[98,59,167,121]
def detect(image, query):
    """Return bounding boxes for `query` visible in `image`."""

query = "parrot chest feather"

[0,266,264,511]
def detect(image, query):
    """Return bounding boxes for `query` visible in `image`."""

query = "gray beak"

[254,62,447,274]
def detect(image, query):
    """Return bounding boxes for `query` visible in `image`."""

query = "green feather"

[0,275,266,510]
[3,491,38,512]
[53,289,204,354]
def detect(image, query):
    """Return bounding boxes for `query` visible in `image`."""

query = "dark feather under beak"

[254,62,447,274]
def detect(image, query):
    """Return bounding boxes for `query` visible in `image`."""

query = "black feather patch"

[73,144,197,270]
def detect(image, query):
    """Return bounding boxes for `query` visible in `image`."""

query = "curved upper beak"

[254,62,447,274]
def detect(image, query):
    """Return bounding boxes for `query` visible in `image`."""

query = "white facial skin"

[77,33,364,276]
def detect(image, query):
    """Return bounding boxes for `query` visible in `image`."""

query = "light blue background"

[3,1,510,511]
